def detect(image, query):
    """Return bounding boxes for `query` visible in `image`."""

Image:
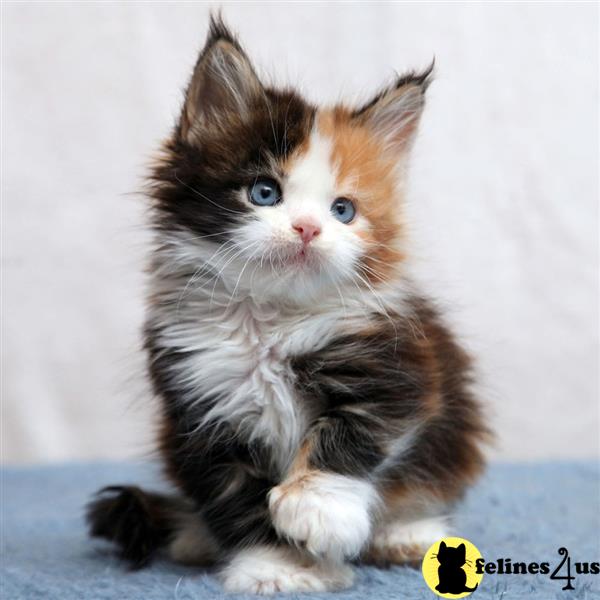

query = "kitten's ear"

[354,63,433,156]
[181,16,263,144]
[458,543,466,556]
[439,541,447,550]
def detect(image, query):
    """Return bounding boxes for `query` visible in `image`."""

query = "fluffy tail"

[87,485,211,568]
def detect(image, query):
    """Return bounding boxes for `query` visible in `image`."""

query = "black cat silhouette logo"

[422,537,484,598]
[435,541,479,594]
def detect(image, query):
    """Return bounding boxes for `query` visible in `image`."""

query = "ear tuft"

[354,60,434,156]
[394,59,435,94]
[180,14,263,145]
[205,12,240,51]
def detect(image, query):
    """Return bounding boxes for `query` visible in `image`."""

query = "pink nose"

[292,219,321,244]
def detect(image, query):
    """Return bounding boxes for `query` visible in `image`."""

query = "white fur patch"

[268,472,379,561]
[370,515,450,553]
[148,229,394,473]
[149,283,349,473]
[220,545,354,595]
[284,127,337,218]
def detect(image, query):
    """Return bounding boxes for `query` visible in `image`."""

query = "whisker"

[352,270,399,352]
[225,241,262,309]
[175,240,237,315]
[207,240,261,308]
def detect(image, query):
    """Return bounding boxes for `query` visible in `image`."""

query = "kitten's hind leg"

[220,545,354,595]
[86,485,218,568]
[363,515,449,567]
[167,509,220,565]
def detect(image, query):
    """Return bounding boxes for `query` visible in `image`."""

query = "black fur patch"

[147,15,314,244]
[155,391,279,550]
[86,486,186,568]
[148,84,314,243]
[291,297,488,485]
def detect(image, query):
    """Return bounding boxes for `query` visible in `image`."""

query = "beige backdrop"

[2,2,598,463]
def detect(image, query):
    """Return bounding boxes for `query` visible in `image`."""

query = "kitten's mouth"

[286,249,309,267]
[291,245,318,266]
[271,244,319,270]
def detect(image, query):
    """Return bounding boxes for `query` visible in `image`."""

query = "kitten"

[87,16,488,594]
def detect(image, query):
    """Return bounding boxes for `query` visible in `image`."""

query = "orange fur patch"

[286,438,313,479]
[379,458,484,516]
[318,108,405,283]
[273,439,322,501]
[362,541,426,567]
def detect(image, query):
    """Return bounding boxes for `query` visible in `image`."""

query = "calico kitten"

[87,16,488,594]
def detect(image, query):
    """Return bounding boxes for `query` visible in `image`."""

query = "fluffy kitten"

[87,17,488,594]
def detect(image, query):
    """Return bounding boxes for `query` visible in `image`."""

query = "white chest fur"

[151,286,353,473]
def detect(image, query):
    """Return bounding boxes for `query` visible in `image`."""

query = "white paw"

[370,515,449,559]
[373,515,449,548]
[220,546,354,594]
[268,472,377,561]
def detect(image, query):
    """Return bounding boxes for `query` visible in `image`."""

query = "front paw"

[268,472,377,561]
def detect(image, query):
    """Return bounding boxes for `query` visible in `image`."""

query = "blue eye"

[331,197,356,224]
[249,177,282,206]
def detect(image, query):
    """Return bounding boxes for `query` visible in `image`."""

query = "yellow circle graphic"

[422,537,484,598]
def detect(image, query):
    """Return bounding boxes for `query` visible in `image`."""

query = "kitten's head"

[151,16,431,304]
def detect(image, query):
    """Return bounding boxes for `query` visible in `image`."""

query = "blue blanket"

[2,461,599,599]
